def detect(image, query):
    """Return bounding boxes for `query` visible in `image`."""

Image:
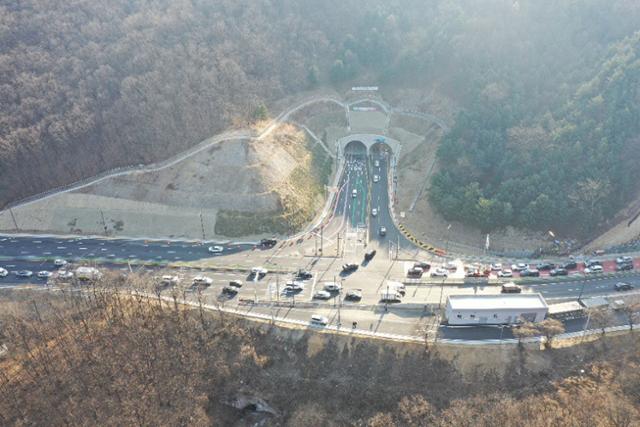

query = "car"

[313,290,332,300]
[260,238,277,248]
[324,282,342,292]
[371,208,378,216]
[251,267,268,277]
[373,175,380,183]
[614,282,634,291]
[16,270,33,278]
[208,245,224,254]
[283,281,304,292]
[490,263,503,271]
[53,258,67,267]
[379,226,386,236]
[374,160,380,167]
[536,262,555,271]
[364,250,377,261]
[616,256,633,264]
[387,282,406,296]
[497,269,513,278]
[222,286,238,295]
[511,263,528,272]
[414,261,431,271]
[407,267,424,278]
[352,189,358,198]
[229,280,243,288]
[520,268,540,277]
[342,263,359,273]
[310,314,329,326]
[160,275,180,286]
[431,268,448,278]
[445,261,457,271]
[192,276,213,286]
[295,270,313,280]
[501,283,522,294]
[585,259,602,268]
[0,267,8,277]
[345,289,363,301]
[561,261,578,270]
[549,268,568,277]
[586,265,604,274]
[379,291,402,303]
[57,270,74,280]
[465,269,483,278]
[37,271,52,279]
[616,262,634,271]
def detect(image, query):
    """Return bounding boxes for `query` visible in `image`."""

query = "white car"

[373,175,380,183]
[498,269,513,278]
[323,282,342,292]
[57,270,74,280]
[490,263,503,271]
[371,208,378,217]
[0,267,8,277]
[284,280,304,291]
[208,245,224,254]
[585,265,604,274]
[54,258,67,267]
[16,270,33,278]
[160,275,180,286]
[430,268,448,278]
[37,271,52,279]
[310,314,329,326]
[192,275,213,285]
[511,263,528,272]
[251,267,268,276]
[374,160,380,167]
[313,290,332,300]
[352,189,358,198]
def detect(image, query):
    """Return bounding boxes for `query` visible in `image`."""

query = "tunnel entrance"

[344,140,367,156]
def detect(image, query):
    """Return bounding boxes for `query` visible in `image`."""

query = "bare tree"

[535,319,565,349]
[618,299,640,332]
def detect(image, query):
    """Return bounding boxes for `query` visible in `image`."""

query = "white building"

[445,294,548,325]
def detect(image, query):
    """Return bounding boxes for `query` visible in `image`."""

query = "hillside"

[1,285,639,425]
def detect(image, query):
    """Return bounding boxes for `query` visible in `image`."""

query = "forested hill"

[430,30,640,236]
[2,0,640,220]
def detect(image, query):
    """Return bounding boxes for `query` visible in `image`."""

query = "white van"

[352,189,358,198]
[310,314,329,326]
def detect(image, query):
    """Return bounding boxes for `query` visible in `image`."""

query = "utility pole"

[199,211,206,241]
[99,209,108,236]
[276,275,280,304]
[336,233,341,257]
[320,225,324,255]
[9,208,19,231]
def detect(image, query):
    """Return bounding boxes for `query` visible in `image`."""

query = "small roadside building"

[445,293,548,325]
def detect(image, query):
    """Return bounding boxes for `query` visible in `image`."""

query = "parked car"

[342,263,359,273]
[324,282,342,292]
[221,286,238,295]
[616,256,632,264]
[0,267,8,277]
[511,263,528,272]
[549,268,568,277]
[616,262,634,271]
[251,267,268,277]
[536,262,555,271]
[310,314,329,326]
[497,269,513,278]
[364,250,377,261]
[192,276,213,287]
[160,275,180,286]
[431,268,448,278]
[295,270,313,280]
[345,289,363,301]
[561,261,578,270]
[501,283,522,293]
[260,238,277,248]
[283,280,304,292]
[229,280,243,288]
[313,290,332,300]
[614,282,634,291]
[407,267,423,278]
[520,268,540,277]
[379,291,402,303]
[585,259,602,268]
[445,261,457,271]
[208,245,224,254]
[56,270,74,280]
[414,261,430,271]
[585,265,604,274]
[490,263,503,271]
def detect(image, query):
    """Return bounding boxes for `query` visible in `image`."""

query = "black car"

[536,263,555,271]
[585,259,602,268]
[614,282,634,291]
[616,262,634,271]
[295,270,313,280]
[561,261,578,270]
[521,268,540,277]
[342,263,359,273]
[407,267,423,278]
[414,262,431,271]
[222,286,238,295]
[549,268,568,277]
[260,238,277,248]
[364,250,377,261]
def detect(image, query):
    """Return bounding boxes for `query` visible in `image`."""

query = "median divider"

[397,223,447,256]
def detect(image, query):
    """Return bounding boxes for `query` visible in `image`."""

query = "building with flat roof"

[445,293,548,325]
